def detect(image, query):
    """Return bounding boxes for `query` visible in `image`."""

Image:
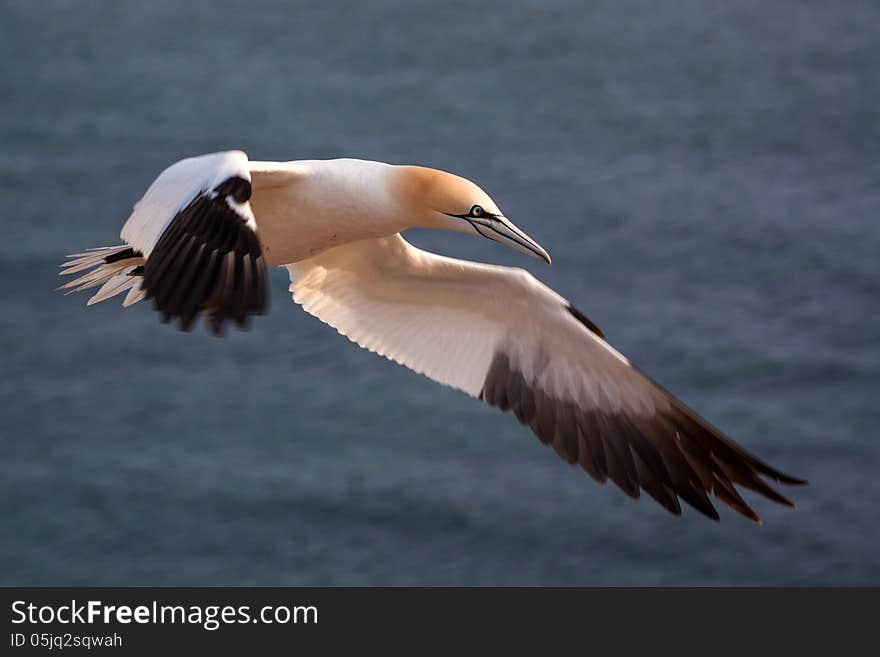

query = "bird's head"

[389,165,551,264]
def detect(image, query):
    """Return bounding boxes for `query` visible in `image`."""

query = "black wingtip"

[772,473,808,486]
[691,496,721,522]
[142,179,267,336]
[749,457,808,486]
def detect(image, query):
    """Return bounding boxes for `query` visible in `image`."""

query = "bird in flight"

[59,151,805,522]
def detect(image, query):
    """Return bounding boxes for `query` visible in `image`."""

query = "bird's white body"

[250,158,405,263]
[59,150,804,522]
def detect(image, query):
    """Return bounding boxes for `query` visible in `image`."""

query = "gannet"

[59,151,805,522]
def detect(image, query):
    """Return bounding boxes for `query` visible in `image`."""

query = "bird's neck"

[252,159,408,265]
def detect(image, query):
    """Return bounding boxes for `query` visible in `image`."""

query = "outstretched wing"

[287,233,805,522]
[122,150,267,333]
[61,151,269,334]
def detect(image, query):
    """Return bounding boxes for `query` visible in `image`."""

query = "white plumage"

[288,233,656,415]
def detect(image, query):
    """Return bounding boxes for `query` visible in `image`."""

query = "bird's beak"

[474,216,552,264]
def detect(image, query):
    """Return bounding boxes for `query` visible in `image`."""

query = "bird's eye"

[470,205,484,218]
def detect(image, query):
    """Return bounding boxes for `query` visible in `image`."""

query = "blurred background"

[1,0,878,585]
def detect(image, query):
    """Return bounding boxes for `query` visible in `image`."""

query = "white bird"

[59,150,804,522]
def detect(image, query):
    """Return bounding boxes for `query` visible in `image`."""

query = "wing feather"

[120,151,267,333]
[287,234,804,522]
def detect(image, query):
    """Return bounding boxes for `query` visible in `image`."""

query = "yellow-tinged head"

[389,165,551,264]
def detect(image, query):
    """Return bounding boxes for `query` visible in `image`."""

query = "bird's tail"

[57,245,147,307]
